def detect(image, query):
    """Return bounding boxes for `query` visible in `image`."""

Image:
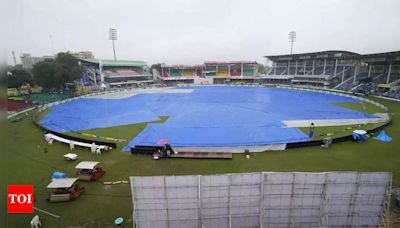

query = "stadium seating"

[243,69,255,76]
[383,90,400,99]
[352,73,369,83]
[104,68,144,77]
[183,69,195,77]
[323,67,335,75]
[205,72,216,76]
[334,75,356,91]
[162,71,169,77]
[312,67,324,75]
[230,69,241,76]
[388,73,400,83]
[334,65,346,76]
[217,69,229,76]
[268,67,294,75]
[7,100,31,111]
[370,73,388,84]
[170,69,183,77]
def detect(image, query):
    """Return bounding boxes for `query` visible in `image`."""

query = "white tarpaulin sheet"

[130,172,391,228]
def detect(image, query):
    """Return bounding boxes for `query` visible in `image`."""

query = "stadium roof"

[264,50,361,61]
[81,59,148,67]
[161,61,258,68]
[204,61,257,64]
[359,51,400,64]
[265,50,400,64]
[162,65,204,69]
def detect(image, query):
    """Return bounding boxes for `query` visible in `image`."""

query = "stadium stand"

[159,61,258,85]
[243,68,255,76]
[156,51,399,98]
[169,69,183,77]
[264,50,400,98]
[230,67,242,76]
[161,69,169,77]
[7,100,31,111]
[80,59,152,88]
[183,69,195,77]
[162,66,199,77]
[217,69,229,76]
[103,68,141,77]
[204,62,217,76]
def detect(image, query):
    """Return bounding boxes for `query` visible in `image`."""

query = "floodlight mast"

[109,28,117,60]
[289,31,296,55]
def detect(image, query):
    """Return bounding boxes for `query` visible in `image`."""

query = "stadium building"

[20,53,55,69]
[264,50,400,98]
[337,51,400,98]
[80,59,152,88]
[159,61,259,85]
[69,51,95,60]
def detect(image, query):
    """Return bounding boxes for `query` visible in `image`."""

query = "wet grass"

[3,97,399,227]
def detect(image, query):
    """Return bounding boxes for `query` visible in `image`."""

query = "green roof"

[82,59,148,67]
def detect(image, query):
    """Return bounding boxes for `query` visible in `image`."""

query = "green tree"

[32,59,56,90]
[150,63,162,73]
[32,52,82,90]
[54,52,82,87]
[257,64,266,74]
[6,69,34,88]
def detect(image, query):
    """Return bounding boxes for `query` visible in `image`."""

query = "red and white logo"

[8,185,34,213]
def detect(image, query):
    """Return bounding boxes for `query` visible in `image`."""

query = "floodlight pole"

[109,28,117,60]
[289,31,296,55]
[290,41,294,55]
[112,39,116,60]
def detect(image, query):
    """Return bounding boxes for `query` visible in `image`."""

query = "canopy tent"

[374,130,392,142]
[75,161,99,170]
[47,178,78,189]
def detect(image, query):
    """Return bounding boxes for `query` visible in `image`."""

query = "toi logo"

[8,185,34,213]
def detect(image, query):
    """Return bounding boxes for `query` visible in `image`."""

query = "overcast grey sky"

[4,0,400,65]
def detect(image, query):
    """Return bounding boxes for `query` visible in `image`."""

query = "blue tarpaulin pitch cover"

[40,86,379,151]
[373,130,392,142]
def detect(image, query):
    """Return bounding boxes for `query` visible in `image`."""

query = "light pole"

[109,28,117,60]
[289,31,296,55]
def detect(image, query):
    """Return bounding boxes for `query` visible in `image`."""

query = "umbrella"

[156,139,169,145]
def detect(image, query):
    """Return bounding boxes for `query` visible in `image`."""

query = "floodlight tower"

[109,28,117,60]
[12,50,17,65]
[289,31,296,55]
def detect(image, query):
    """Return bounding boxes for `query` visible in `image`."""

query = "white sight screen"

[130,172,391,228]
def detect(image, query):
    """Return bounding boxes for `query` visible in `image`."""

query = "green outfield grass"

[3,97,399,227]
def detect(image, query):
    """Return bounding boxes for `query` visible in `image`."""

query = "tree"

[150,63,162,75]
[257,64,266,75]
[32,59,56,90]
[6,69,34,88]
[32,52,82,90]
[54,52,82,87]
